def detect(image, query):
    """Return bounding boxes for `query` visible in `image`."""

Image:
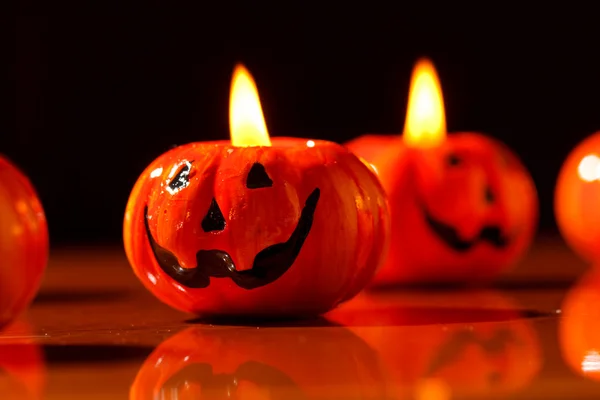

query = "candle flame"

[403,58,447,148]
[229,64,272,147]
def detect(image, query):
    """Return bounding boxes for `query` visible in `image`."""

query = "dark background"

[12,11,600,246]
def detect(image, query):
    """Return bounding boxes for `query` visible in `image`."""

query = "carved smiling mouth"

[422,207,509,252]
[144,188,320,290]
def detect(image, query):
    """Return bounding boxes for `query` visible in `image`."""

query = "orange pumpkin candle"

[555,133,600,262]
[0,158,48,327]
[346,58,538,285]
[123,64,390,318]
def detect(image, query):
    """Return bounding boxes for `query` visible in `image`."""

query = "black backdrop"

[12,10,600,245]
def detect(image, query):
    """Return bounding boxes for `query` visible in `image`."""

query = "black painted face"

[160,361,305,399]
[425,327,519,385]
[144,162,321,290]
[423,210,509,252]
[421,153,510,252]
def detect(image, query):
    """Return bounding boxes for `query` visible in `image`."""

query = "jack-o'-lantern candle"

[346,58,538,285]
[559,270,600,382]
[0,158,48,327]
[130,325,387,399]
[123,64,390,318]
[555,133,600,262]
[329,290,542,398]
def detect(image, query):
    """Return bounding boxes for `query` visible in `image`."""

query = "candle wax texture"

[555,132,600,262]
[130,325,386,399]
[346,132,537,284]
[123,138,390,318]
[329,291,541,398]
[0,157,48,327]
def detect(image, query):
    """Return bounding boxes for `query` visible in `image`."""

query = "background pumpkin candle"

[0,157,48,328]
[555,133,600,263]
[123,64,390,318]
[346,58,538,285]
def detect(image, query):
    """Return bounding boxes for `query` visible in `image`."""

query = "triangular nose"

[246,162,273,189]
[484,186,495,204]
[201,198,226,232]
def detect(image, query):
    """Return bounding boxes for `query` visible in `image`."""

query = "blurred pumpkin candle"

[0,158,48,327]
[555,133,600,262]
[123,64,390,318]
[346,58,538,285]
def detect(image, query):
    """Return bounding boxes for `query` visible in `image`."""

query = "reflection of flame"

[416,378,451,400]
[582,350,600,373]
[577,154,600,182]
[229,64,271,147]
[403,58,447,148]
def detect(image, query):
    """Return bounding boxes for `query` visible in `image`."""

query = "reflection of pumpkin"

[328,290,541,398]
[124,138,389,318]
[0,320,46,400]
[559,270,600,381]
[0,158,48,327]
[130,325,387,399]
[346,133,538,284]
[555,132,600,262]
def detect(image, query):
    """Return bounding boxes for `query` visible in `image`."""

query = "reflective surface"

[2,233,600,399]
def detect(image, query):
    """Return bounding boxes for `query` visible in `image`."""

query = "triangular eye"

[484,186,495,204]
[201,198,226,232]
[446,153,461,166]
[246,163,273,189]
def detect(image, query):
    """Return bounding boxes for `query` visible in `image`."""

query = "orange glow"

[577,154,600,182]
[403,58,447,148]
[582,350,600,373]
[229,64,272,147]
[415,378,451,400]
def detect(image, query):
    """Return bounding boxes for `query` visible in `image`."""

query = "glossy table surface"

[2,233,600,399]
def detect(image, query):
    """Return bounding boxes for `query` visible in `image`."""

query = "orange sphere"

[346,133,538,285]
[555,132,600,262]
[124,139,390,318]
[559,270,600,382]
[130,325,387,399]
[329,290,542,398]
[0,157,48,327]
